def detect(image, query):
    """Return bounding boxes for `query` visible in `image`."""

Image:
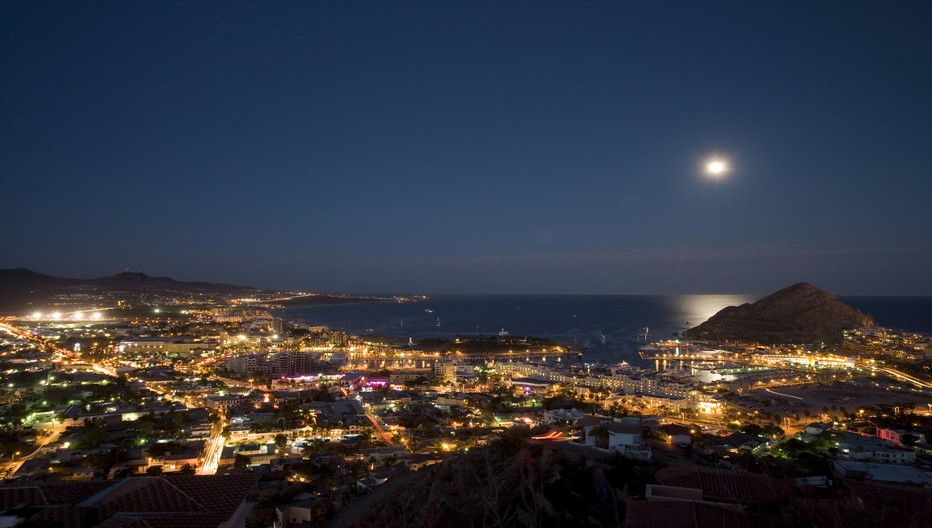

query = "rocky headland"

[682,282,873,345]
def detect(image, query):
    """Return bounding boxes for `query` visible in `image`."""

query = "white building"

[837,432,916,464]
[583,418,651,460]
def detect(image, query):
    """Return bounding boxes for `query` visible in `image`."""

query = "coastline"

[272,293,400,308]
[275,294,932,369]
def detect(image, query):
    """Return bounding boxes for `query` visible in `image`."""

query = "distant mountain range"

[683,282,874,345]
[0,268,268,313]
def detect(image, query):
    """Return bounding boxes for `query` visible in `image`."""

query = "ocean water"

[840,296,932,335]
[277,294,932,365]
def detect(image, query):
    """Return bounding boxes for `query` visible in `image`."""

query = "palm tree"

[589,425,609,449]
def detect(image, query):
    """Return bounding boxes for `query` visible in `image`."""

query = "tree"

[147,441,185,457]
[761,424,785,440]
[146,465,163,476]
[349,459,368,479]
[403,376,429,389]
[234,453,250,470]
[739,423,763,436]
[274,433,288,451]
[589,426,609,449]
[136,419,154,439]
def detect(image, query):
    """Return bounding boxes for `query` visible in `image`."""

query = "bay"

[278,294,749,365]
[278,294,932,366]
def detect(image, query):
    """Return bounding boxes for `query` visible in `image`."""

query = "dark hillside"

[683,282,873,345]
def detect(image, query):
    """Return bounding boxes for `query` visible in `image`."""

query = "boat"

[638,340,694,359]
[638,345,667,359]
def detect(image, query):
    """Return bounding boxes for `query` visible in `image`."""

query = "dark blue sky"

[2,1,930,295]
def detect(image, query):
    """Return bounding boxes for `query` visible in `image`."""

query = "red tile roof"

[624,500,749,528]
[0,474,258,528]
[116,474,259,528]
[655,467,787,504]
[0,481,111,509]
[92,477,207,518]
[94,518,151,528]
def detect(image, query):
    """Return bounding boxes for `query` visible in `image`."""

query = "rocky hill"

[336,431,641,528]
[682,282,873,345]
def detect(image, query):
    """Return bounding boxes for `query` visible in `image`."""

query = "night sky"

[2,2,930,295]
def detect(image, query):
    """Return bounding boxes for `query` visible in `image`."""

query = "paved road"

[4,423,65,477]
[363,409,394,446]
[882,368,932,389]
[198,424,227,475]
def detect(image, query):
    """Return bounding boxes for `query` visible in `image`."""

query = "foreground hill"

[335,433,640,528]
[682,282,873,345]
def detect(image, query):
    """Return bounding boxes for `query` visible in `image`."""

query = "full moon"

[704,158,729,179]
